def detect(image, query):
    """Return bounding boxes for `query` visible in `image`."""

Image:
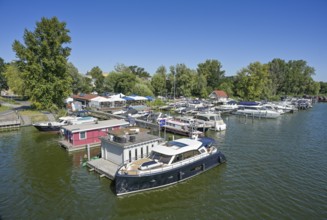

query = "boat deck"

[86,158,120,180]
[122,158,152,175]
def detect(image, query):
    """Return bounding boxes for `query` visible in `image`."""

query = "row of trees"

[0,16,326,110]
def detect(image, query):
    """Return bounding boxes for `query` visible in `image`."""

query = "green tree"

[151,66,167,97]
[170,64,195,98]
[129,65,150,79]
[115,72,136,95]
[235,62,271,100]
[131,83,154,97]
[286,60,315,95]
[219,76,235,97]
[12,17,72,110]
[0,58,9,91]
[87,66,105,94]
[268,58,288,95]
[194,73,208,98]
[4,63,27,96]
[104,71,119,93]
[197,59,225,90]
[67,62,92,94]
[319,81,327,94]
[114,63,131,73]
[306,80,320,95]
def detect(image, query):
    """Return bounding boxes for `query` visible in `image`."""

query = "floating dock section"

[86,158,120,180]
[0,120,21,131]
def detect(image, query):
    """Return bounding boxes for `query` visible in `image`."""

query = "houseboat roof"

[101,132,162,149]
[62,119,129,133]
[153,138,205,156]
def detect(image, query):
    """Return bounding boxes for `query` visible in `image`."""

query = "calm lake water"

[1,104,327,219]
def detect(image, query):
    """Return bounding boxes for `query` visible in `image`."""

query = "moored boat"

[194,112,226,131]
[33,121,64,132]
[33,116,97,132]
[233,105,281,119]
[115,137,226,196]
[161,118,204,137]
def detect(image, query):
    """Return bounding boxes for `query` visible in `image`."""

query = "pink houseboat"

[59,119,129,151]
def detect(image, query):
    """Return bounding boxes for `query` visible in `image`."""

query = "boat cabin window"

[149,152,172,164]
[172,150,200,163]
[196,116,209,121]
[173,154,183,163]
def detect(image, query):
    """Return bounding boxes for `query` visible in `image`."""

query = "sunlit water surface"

[1,104,327,219]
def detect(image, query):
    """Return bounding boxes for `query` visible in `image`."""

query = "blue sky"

[1,0,327,81]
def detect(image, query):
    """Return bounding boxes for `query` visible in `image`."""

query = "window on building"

[141,148,143,158]
[135,149,138,160]
[129,150,131,162]
[80,132,86,140]
[146,146,149,157]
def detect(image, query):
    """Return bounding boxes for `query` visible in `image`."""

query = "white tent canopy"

[91,96,110,102]
[108,96,126,102]
[89,96,110,108]
[90,95,126,109]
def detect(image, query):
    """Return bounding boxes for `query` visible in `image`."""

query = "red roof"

[214,90,228,97]
[72,94,98,101]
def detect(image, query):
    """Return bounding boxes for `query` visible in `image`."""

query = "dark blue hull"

[33,125,61,132]
[115,151,226,196]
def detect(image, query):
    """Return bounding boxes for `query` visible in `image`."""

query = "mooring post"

[87,144,90,161]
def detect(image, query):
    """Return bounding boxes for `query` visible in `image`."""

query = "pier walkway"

[86,158,120,180]
[0,110,21,131]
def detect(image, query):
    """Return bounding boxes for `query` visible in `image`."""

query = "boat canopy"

[166,141,188,148]
[153,138,203,156]
[198,137,215,148]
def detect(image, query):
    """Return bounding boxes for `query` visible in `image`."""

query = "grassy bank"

[0,105,11,112]
[19,110,49,123]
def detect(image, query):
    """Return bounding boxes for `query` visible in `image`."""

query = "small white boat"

[233,105,281,119]
[161,118,204,137]
[215,101,238,113]
[33,116,97,132]
[194,112,227,131]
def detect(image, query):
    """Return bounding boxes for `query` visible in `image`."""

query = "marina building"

[87,127,162,180]
[59,119,129,151]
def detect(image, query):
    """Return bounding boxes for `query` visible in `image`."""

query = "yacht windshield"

[149,152,172,164]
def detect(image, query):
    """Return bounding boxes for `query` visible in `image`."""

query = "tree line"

[0,17,326,110]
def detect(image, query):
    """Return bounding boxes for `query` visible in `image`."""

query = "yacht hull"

[115,151,226,196]
[33,123,61,132]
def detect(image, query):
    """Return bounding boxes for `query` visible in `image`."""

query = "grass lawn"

[19,110,49,123]
[0,105,11,112]
[0,97,19,105]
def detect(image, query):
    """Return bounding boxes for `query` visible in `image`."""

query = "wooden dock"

[58,139,100,152]
[0,120,21,131]
[86,158,120,180]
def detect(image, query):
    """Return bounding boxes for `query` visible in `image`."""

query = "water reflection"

[1,105,327,219]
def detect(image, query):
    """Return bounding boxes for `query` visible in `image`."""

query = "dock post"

[87,144,90,161]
